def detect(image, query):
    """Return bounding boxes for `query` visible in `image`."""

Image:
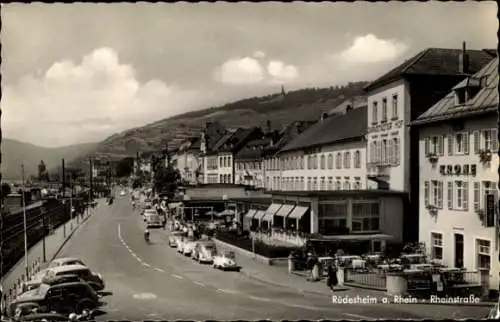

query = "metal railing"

[346,269,386,289]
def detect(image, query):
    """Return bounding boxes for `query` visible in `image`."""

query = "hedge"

[216,231,300,258]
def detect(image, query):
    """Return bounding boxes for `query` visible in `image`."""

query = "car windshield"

[205,246,217,255]
[223,251,235,259]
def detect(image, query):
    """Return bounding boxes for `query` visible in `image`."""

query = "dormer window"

[453,77,481,106]
[455,89,467,105]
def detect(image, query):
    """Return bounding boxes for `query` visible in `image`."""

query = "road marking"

[155,268,165,273]
[193,281,205,287]
[248,296,273,302]
[142,263,151,267]
[133,293,157,300]
[343,313,371,319]
[172,274,184,280]
[216,288,237,294]
[283,303,321,311]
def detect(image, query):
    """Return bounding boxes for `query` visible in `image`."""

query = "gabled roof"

[263,120,316,157]
[212,127,262,154]
[235,135,275,161]
[364,47,496,92]
[328,96,367,115]
[280,106,367,153]
[413,56,498,125]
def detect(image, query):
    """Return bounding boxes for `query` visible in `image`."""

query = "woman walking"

[326,264,338,292]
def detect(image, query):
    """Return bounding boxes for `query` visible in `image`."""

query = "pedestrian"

[326,264,338,292]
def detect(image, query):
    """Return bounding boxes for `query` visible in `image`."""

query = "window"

[473,182,481,211]
[483,181,499,209]
[372,101,378,123]
[327,154,333,169]
[343,152,351,169]
[447,181,453,210]
[454,132,469,155]
[425,136,444,156]
[381,139,388,164]
[328,177,333,190]
[369,141,376,164]
[354,150,361,168]
[476,239,491,270]
[482,129,498,151]
[351,202,380,232]
[313,155,318,169]
[318,203,348,235]
[320,155,325,169]
[393,138,400,164]
[431,180,443,208]
[219,174,223,183]
[454,181,469,210]
[307,177,312,190]
[320,177,326,190]
[313,177,318,190]
[343,181,350,190]
[353,178,361,190]
[431,233,443,260]
[335,180,341,190]
[392,95,398,119]
[381,98,388,122]
[336,153,342,169]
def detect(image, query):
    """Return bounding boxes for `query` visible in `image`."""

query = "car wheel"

[236,267,241,272]
[76,298,96,314]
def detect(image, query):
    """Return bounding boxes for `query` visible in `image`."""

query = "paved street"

[54,196,492,320]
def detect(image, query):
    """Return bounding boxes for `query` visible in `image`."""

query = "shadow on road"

[98,291,113,297]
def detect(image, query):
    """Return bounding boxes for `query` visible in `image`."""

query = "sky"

[1,2,497,148]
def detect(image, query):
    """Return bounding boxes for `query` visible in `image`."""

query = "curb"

[50,213,92,262]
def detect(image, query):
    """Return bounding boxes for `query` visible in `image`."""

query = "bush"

[217,231,300,258]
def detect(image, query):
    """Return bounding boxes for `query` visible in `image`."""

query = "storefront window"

[318,203,348,235]
[351,202,380,232]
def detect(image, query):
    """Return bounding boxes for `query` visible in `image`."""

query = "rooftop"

[364,47,496,92]
[280,106,367,152]
[413,56,498,125]
[269,189,409,198]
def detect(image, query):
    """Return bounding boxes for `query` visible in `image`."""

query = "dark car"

[8,281,101,317]
[17,312,72,322]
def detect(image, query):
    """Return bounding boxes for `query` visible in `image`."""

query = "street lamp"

[21,164,28,276]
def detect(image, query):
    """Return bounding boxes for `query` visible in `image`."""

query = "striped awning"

[262,212,273,222]
[275,204,295,217]
[244,209,257,219]
[265,203,282,216]
[253,210,266,220]
[287,206,308,219]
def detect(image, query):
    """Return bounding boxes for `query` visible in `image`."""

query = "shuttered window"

[447,181,453,209]
[448,135,454,156]
[438,181,444,209]
[474,131,481,154]
[463,182,469,211]
[424,181,429,206]
[438,136,444,156]
[463,133,469,155]
[424,137,430,155]
[473,182,480,211]
[492,129,498,152]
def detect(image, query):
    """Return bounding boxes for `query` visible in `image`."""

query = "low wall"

[213,238,288,266]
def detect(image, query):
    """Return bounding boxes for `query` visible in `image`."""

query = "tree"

[38,160,49,182]
[115,157,134,178]
[153,153,181,197]
[1,182,12,199]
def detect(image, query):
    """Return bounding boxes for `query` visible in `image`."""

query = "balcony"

[367,163,391,178]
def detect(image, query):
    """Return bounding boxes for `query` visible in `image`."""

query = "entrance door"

[454,234,464,268]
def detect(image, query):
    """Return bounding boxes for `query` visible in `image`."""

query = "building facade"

[364,44,495,242]
[173,137,202,185]
[414,56,499,291]
[278,106,371,192]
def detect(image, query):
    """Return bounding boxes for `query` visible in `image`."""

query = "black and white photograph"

[0,1,498,321]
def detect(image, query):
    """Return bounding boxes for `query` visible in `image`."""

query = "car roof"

[43,274,81,284]
[50,281,89,289]
[197,241,216,246]
[50,264,88,272]
[52,257,82,264]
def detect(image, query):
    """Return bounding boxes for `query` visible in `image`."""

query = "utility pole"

[89,158,93,215]
[41,207,46,262]
[61,159,66,238]
[21,164,28,276]
[70,176,74,229]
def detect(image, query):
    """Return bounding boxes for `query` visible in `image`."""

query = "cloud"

[253,50,266,58]
[267,61,299,83]
[214,56,299,85]
[2,47,211,147]
[213,57,265,85]
[335,34,409,64]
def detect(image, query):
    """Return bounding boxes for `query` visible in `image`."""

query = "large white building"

[278,105,371,191]
[172,137,202,185]
[363,44,495,242]
[413,56,498,291]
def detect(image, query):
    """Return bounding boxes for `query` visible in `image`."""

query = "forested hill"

[69,81,368,167]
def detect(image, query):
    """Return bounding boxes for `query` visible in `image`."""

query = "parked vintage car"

[168,231,184,248]
[192,240,217,263]
[182,238,197,256]
[44,264,105,291]
[144,212,163,228]
[48,257,87,269]
[20,275,84,294]
[213,251,240,271]
[8,281,100,317]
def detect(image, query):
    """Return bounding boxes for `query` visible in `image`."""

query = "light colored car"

[45,264,105,291]
[48,257,87,269]
[182,238,197,256]
[168,231,184,248]
[176,237,186,253]
[145,213,162,228]
[120,191,126,196]
[192,241,217,263]
[213,251,240,271]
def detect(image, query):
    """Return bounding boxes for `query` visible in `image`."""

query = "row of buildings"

[155,43,498,290]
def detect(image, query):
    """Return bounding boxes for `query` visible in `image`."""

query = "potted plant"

[476,209,486,222]
[426,205,439,217]
[426,152,439,164]
[479,149,492,164]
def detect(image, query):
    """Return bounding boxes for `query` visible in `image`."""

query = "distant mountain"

[69,81,369,168]
[1,138,98,180]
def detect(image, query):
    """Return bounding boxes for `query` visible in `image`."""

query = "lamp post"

[21,164,28,276]
[41,207,46,263]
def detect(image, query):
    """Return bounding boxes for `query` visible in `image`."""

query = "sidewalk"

[213,238,496,307]
[1,203,98,298]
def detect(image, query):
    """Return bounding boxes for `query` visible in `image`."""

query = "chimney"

[459,41,469,74]
[321,112,328,121]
